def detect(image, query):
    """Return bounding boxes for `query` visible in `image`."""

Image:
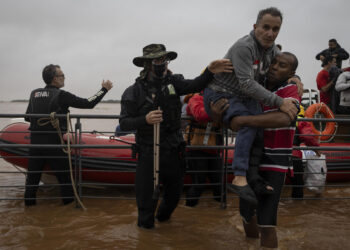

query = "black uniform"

[120,68,214,228]
[24,85,108,206]
[316,44,349,69]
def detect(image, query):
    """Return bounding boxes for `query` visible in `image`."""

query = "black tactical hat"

[133,44,177,67]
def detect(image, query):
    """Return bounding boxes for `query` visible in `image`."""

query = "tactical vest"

[27,87,67,131]
[136,78,182,144]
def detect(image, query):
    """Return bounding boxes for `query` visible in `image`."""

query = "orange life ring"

[305,103,336,141]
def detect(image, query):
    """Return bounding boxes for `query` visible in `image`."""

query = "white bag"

[303,151,327,194]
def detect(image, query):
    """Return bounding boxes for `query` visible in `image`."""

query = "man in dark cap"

[119,44,233,229]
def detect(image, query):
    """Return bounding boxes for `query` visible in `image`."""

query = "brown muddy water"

[1,102,350,250]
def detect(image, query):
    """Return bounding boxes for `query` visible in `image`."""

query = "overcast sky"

[0,0,349,101]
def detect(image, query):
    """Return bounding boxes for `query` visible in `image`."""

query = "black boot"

[185,187,200,207]
[24,192,37,206]
[24,198,37,206]
[260,227,278,248]
[243,216,259,238]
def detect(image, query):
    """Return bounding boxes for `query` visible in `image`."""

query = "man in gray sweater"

[204,7,299,204]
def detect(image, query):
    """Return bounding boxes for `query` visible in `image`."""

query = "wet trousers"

[24,133,74,206]
[239,171,285,226]
[203,88,260,176]
[136,146,184,228]
[291,157,304,198]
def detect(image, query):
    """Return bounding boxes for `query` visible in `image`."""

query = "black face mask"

[153,63,167,78]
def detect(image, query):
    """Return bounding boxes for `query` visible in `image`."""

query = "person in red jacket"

[316,55,337,105]
[184,92,223,206]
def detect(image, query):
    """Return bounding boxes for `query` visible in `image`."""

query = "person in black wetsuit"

[24,64,113,206]
[119,44,233,229]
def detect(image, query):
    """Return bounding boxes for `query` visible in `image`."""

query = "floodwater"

[1,102,350,250]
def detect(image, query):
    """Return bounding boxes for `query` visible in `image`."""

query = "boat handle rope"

[109,135,134,145]
[109,136,138,159]
[37,112,87,210]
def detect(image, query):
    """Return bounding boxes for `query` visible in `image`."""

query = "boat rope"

[37,112,87,210]
[37,112,68,153]
[109,135,134,145]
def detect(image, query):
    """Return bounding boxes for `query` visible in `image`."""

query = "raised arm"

[60,80,113,109]
[175,59,233,96]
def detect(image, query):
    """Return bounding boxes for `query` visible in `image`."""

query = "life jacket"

[136,76,182,145]
[183,93,221,147]
[184,122,222,147]
[27,86,67,131]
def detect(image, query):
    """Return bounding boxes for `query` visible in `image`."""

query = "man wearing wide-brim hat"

[119,43,233,229]
[132,44,177,67]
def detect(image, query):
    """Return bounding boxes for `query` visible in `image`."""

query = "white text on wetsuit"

[34,91,49,98]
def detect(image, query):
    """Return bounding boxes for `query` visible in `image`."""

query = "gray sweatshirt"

[208,30,283,107]
[335,71,350,106]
